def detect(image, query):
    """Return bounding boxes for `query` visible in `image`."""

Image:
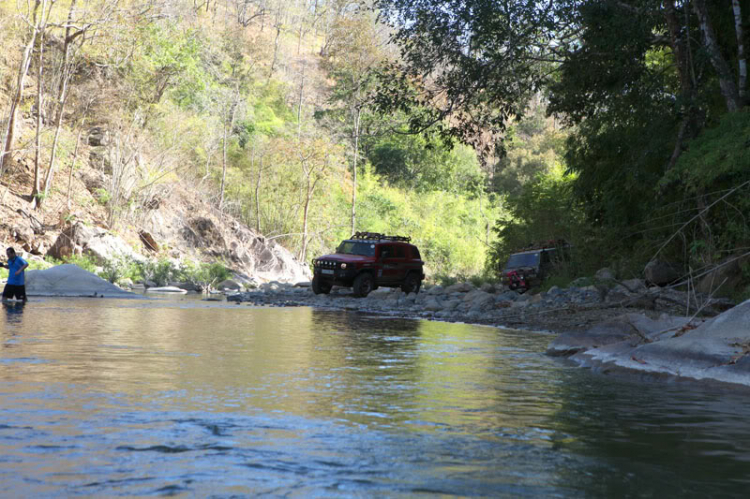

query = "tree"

[322,5,386,233]
[1,0,44,185]
[375,0,576,149]
[39,0,118,208]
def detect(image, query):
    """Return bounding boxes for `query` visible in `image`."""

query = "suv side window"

[394,246,406,258]
[380,245,394,259]
[412,247,421,260]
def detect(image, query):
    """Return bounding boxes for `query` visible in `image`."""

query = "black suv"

[312,232,425,297]
[501,242,570,292]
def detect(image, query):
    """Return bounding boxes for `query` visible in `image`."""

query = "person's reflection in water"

[3,301,26,324]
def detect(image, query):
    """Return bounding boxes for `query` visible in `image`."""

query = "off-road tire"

[352,273,374,298]
[400,272,422,294]
[312,275,332,295]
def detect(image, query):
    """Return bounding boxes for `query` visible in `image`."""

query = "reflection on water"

[0,298,749,496]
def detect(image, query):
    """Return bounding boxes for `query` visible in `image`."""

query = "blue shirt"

[6,256,28,286]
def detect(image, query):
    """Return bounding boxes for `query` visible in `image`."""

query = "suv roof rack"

[517,239,569,252]
[350,231,411,243]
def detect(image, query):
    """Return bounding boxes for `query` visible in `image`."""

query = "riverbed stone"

[644,260,681,286]
[621,279,647,293]
[444,282,474,294]
[496,291,519,302]
[595,268,616,281]
[424,297,443,311]
[217,279,242,291]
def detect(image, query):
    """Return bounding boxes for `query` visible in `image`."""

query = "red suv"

[312,232,425,297]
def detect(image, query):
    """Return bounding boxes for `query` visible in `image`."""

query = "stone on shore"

[552,300,750,387]
[25,264,137,298]
[145,286,188,294]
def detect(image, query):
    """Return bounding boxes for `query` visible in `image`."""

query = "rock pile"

[226,276,733,330]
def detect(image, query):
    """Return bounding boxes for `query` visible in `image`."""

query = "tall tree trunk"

[42,0,81,209]
[220,120,229,210]
[0,0,43,181]
[693,0,741,111]
[66,130,82,210]
[301,176,312,263]
[664,0,699,173]
[732,0,747,103]
[219,95,238,210]
[267,25,281,83]
[297,61,305,140]
[255,150,263,233]
[351,107,361,235]
[31,25,46,206]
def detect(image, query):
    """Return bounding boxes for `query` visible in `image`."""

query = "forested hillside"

[377,0,750,300]
[2,0,749,297]
[0,0,504,281]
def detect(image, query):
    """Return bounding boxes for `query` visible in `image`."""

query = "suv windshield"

[505,252,540,270]
[337,241,377,257]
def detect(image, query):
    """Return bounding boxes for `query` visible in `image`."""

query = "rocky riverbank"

[226,276,732,333]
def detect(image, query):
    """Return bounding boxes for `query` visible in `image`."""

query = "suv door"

[378,244,403,284]
[539,249,556,279]
[390,244,409,283]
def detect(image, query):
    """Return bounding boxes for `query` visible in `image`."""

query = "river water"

[1,297,749,497]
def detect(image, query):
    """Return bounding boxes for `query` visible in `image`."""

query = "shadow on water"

[545,368,750,496]
[2,301,25,324]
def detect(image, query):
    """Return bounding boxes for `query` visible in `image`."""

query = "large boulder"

[85,231,144,265]
[47,222,144,264]
[558,300,750,387]
[217,279,242,291]
[644,260,681,286]
[595,267,615,281]
[548,313,688,357]
[696,254,749,298]
[25,264,137,298]
[47,222,97,260]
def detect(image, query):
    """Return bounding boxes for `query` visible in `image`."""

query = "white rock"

[26,264,137,298]
[146,286,188,294]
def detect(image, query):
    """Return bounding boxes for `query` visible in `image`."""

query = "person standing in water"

[1,247,28,302]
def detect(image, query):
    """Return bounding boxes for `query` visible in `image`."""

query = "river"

[0,297,749,496]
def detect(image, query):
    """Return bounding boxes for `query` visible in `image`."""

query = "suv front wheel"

[352,273,374,297]
[401,272,422,294]
[312,275,332,295]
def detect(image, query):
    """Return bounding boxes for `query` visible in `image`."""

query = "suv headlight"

[340,263,347,269]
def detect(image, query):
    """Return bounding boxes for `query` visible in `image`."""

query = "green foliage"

[351,170,499,277]
[375,0,565,143]
[129,23,210,110]
[364,131,483,193]
[178,260,231,286]
[141,258,179,287]
[94,188,110,205]
[49,254,99,273]
[493,107,567,196]
[97,255,143,284]
[134,258,231,288]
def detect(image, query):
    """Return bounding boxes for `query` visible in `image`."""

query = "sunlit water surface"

[1,298,749,497]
